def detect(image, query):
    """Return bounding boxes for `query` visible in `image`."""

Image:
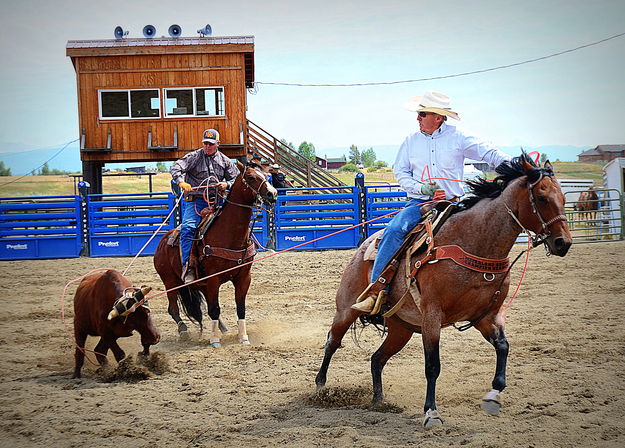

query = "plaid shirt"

[171,148,239,196]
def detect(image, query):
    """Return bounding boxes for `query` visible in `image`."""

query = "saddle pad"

[363,230,384,261]
[167,227,181,247]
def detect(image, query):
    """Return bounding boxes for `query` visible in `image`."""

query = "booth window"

[164,87,225,117]
[99,89,160,119]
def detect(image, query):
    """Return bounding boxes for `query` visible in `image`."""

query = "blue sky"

[0,0,623,162]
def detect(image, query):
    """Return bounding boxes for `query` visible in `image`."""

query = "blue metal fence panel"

[365,185,407,236]
[87,193,176,257]
[0,195,82,260]
[274,187,360,250]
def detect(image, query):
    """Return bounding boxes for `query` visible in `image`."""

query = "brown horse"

[575,186,599,224]
[153,162,277,346]
[315,154,572,427]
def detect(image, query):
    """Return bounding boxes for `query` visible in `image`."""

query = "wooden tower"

[66,34,254,193]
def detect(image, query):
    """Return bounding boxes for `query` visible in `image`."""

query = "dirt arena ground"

[0,241,624,447]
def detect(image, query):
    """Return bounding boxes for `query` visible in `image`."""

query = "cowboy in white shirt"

[352,91,512,313]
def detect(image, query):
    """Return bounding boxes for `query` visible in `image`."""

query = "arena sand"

[0,241,623,447]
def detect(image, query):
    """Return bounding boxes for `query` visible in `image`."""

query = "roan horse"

[154,162,277,346]
[315,154,572,427]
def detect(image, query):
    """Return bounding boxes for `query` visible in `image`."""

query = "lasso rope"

[62,162,538,363]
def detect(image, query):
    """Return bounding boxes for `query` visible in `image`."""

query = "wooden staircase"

[246,119,346,188]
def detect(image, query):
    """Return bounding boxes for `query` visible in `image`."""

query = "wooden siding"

[69,41,252,162]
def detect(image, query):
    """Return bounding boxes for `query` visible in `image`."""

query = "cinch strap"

[432,245,510,273]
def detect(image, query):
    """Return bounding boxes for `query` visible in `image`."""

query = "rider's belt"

[185,191,216,201]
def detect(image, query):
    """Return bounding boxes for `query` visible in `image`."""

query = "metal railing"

[564,188,623,242]
[246,119,346,189]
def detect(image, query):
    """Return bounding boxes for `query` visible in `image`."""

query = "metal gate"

[0,195,82,260]
[273,187,360,250]
[87,193,176,257]
[565,188,623,242]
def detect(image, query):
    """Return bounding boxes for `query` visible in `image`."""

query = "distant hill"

[0,143,158,176]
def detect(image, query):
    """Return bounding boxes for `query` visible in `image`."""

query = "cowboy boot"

[182,250,199,283]
[351,290,387,314]
[181,262,196,284]
[351,294,376,313]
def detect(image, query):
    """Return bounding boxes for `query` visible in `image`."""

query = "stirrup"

[351,290,386,314]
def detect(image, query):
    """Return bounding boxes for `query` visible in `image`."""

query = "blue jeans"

[371,198,426,283]
[180,197,208,266]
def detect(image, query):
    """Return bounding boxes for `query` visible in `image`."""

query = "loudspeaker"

[197,24,212,37]
[168,24,182,38]
[114,26,128,39]
[143,25,157,38]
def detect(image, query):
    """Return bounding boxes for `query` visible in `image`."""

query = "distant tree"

[298,141,316,162]
[280,139,294,149]
[373,160,388,168]
[540,153,549,163]
[156,161,167,172]
[361,148,376,167]
[0,161,10,176]
[339,162,358,172]
[40,162,50,175]
[348,145,360,165]
[49,168,71,175]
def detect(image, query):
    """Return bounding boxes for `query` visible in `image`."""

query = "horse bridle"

[505,169,568,252]
[223,166,272,210]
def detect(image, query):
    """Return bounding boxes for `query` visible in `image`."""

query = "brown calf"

[73,269,160,378]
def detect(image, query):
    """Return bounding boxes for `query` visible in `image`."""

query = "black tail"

[178,286,204,326]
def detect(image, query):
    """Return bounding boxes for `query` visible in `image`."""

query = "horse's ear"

[521,157,534,173]
[236,160,245,172]
[543,160,553,171]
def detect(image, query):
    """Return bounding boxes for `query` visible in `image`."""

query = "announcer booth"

[66,26,254,194]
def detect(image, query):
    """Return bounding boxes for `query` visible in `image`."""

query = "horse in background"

[575,186,599,224]
[315,154,572,428]
[153,162,277,346]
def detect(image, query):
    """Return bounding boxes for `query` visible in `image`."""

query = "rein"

[198,166,268,264]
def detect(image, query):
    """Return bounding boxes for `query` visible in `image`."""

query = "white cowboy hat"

[404,91,460,120]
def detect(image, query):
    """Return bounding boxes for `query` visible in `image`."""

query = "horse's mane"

[246,162,263,171]
[455,152,552,212]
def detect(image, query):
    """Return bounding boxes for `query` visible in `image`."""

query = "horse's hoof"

[239,338,250,345]
[423,409,444,428]
[178,330,190,342]
[481,389,501,416]
[209,341,221,348]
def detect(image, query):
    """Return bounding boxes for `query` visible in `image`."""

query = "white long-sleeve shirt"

[393,122,512,200]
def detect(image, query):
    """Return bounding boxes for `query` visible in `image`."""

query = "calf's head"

[107,286,160,345]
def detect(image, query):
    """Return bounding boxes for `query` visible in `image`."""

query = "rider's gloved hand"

[179,181,193,192]
[216,181,228,192]
[420,182,440,197]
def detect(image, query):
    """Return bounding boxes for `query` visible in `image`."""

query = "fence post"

[77,181,90,257]
[170,180,182,227]
[355,172,367,245]
[266,203,276,250]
